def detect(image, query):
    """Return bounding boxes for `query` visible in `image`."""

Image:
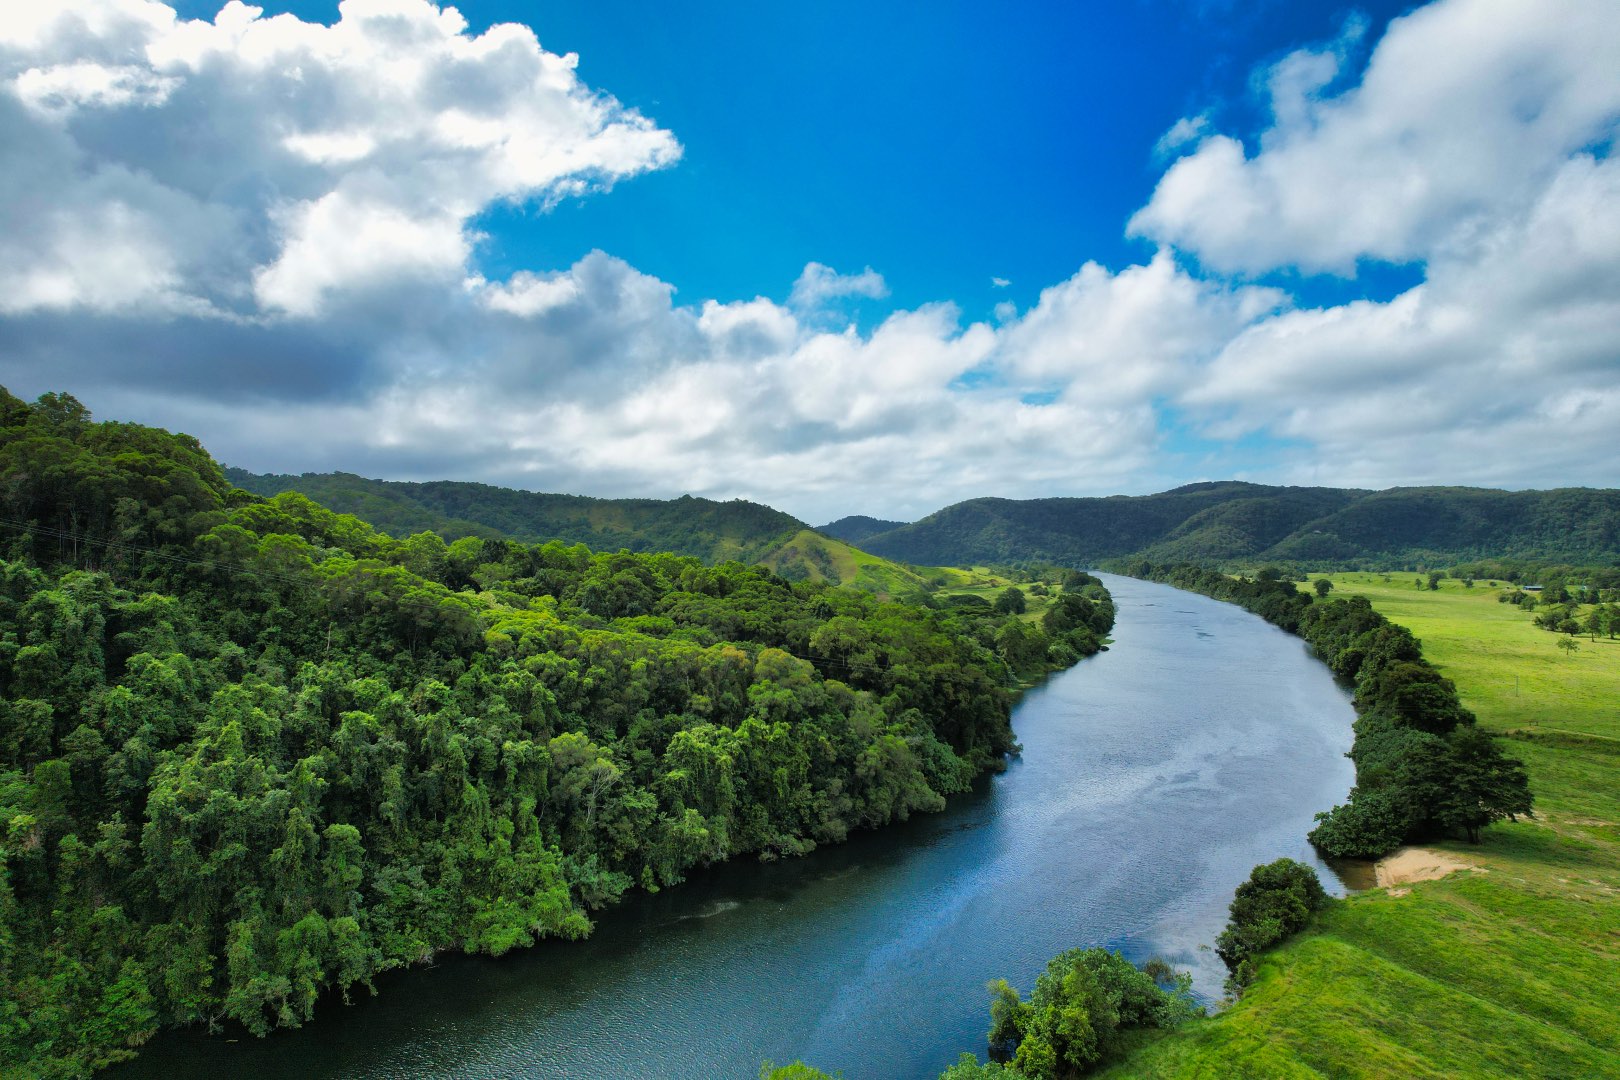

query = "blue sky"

[2,1,1616,521]
[170,0,1421,318]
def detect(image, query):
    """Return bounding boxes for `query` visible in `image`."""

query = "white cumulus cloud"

[3,0,1619,523]
[1130,0,1620,275]
[789,262,890,308]
[0,0,680,318]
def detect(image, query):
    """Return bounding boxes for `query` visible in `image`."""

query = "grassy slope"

[755,529,944,599]
[928,566,1062,625]
[1100,576,1620,1079]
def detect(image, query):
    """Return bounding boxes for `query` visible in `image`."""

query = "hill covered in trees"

[227,472,947,601]
[227,469,804,562]
[855,482,1620,569]
[0,388,1115,1076]
[816,515,910,545]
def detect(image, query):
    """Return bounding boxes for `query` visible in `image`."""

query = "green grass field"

[926,565,1063,625]
[755,532,1064,621]
[1099,575,1620,1079]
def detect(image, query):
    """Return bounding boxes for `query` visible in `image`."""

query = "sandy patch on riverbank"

[1375,847,1480,889]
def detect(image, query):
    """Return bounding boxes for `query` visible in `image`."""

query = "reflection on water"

[112,574,1356,1080]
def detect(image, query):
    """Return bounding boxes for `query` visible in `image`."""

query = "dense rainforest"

[227,468,804,561]
[227,470,952,602]
[1114,562,1533,858]
[857,481,1620,569]
[0,388,1115,1077]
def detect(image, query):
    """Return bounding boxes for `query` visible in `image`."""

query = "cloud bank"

[2,0,1617,523]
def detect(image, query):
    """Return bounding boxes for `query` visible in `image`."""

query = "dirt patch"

[1375,847,1480,889]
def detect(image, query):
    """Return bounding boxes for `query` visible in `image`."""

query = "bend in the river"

[113,573,1356,1079]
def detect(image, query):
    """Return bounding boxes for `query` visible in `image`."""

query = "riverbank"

[108,574,1353,1079]
[1098,574,1620,1078]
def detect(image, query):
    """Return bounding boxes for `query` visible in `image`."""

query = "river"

[112,573,1357,1079]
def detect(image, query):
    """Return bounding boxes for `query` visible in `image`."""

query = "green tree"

[994,587,1027,615]
[1313,578,1333,597]
[984,949,1196,1078]
[1214,859,1329,994]
[1440,726,1533,843]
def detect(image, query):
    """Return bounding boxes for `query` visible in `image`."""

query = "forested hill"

[227,469,805,563]
[857,482,1620,568]
[817,515,910,545]
[0,387,1116,1076]
[227,471,942,600]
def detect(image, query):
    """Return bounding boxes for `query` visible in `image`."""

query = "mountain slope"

[859,483,1620,568]
[817,515,910,545]
[226,470,940,597]
[228,469,806,564]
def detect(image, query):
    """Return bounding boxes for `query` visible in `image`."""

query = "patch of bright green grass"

[928,566,1061,624]
[1100,573,1620,1078]
[1309,574,1620,743]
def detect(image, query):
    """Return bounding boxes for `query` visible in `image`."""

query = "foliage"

[1214,859,1329,995]
[227,468,805,563]
[816,515,909,546]
[759,1062,837,1079]
[1114,561,1533,858]
[858,481,1620,569]
[994,587,1027,615]
[1095,572,1620,1078]
[0,388,1113,1076]
[977,949,1197,1078]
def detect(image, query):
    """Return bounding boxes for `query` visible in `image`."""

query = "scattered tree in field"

[1313,578,1333,597]
[994,586,1027,615]
[1557,637,1580,658]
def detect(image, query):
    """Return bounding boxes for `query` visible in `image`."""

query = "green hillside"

[0,387,1113,1077]
[227,469,806,564]
[227,471,953,603]
[816,515,910,545]
[752,529,941,600]
[858,483,1620,569]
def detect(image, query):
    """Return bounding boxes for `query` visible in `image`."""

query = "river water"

[113,573,1356,1080]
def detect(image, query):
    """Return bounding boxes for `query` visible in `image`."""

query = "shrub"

[1214,859,1329,995]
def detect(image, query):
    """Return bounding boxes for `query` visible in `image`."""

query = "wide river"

[114,574,1356,1079]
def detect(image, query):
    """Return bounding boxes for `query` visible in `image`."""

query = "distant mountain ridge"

[817,515,910,545]
[229,471,1620,573]
[228,469,805,563]
[854,482,1620,568]
[226,470,943,599]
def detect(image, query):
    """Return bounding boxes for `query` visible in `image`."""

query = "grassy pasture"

[1100,573,1620,1078]
[926,565,1064,624]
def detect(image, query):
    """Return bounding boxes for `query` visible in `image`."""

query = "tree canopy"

[0,387,1114,1076]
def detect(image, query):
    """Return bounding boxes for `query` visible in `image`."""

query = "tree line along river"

[111,573,1357,1079]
